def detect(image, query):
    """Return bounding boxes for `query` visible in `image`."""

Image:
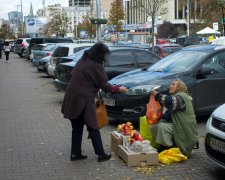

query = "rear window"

[32,45,45,50]
[30,38,43,44]
[162,47,182,53]
[53,47,69,57]
[15,40,23,44]
[43,44,57,51]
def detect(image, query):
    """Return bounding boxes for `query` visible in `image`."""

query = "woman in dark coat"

[61,42,128,162]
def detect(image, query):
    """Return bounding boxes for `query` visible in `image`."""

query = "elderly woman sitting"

[150,79,199,157]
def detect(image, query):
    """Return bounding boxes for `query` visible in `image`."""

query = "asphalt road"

[0,53,224,180]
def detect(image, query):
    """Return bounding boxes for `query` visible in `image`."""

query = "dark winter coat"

[61,57,113,129]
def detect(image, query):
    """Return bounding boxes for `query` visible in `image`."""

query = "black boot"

[70,154,87,161]
[98,153,111,162]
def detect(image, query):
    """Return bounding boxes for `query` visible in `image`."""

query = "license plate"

[210,137,225,154]
[103,97,115,106]
[59,72,67,77]
[38,65,44,69]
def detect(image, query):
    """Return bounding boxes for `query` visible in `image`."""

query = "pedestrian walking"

[61,42,128,162]
[4,41,10,62]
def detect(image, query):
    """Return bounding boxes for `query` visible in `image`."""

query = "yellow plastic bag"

[158,148,188,164]
[139,116,160,149]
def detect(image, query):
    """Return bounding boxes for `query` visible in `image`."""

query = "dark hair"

[83,42,110,63]
[4,41,9,46]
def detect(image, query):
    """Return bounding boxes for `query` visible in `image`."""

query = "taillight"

[20,43,25,48]
[47,52,52,56]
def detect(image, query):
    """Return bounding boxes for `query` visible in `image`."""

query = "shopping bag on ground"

[139,116,160,149]
[158,147,188,164]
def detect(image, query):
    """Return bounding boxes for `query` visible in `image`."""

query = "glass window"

[149,50,209,73]
[107,50,135,67]
[53,47,69,57]
[201,52,225,74]
[133,50,159,65]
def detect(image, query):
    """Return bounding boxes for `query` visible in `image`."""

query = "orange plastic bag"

[146,95,162,125]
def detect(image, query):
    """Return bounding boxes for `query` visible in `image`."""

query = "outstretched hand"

[119,86,129,93]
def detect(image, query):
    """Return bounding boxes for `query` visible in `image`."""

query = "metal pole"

[96,0,101,41]
[186,0,190,36]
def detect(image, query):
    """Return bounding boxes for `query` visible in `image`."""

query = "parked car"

[210,37,225,45]
[100,44,225,121]
[54,46,161,91]
[27,37,74,60]
[149,44,183,58]
[47,43,93,78]
[37,56,51,73]
[205,103,225,168]
[176,36,203,46]
[30,44,48,62]
[14,38,31,57]
[32,43,58,67]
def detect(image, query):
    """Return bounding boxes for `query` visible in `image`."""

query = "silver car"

[14,38,31,58]
[205,103,225,168]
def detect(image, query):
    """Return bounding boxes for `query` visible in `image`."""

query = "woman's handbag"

[96,93,108,129]
[146,95,163,125]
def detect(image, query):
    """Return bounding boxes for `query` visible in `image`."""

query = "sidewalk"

[0,54,224,180]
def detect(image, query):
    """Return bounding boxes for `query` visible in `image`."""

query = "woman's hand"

[151,90,158,97]
[119,86,129,93]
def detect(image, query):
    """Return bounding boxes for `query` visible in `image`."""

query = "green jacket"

[171,92,199,157]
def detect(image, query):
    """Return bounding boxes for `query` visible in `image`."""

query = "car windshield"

[148,50,209,73]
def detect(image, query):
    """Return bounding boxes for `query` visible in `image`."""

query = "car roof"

[107,45,150,51]
[181,44,225,52]
[55,43,93,48]
[155,44,182,47]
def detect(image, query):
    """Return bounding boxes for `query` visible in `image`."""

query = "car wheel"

[18,53,22,57]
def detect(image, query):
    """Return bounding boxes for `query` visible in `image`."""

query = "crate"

[111,131,123,155]
[118,145,159,167]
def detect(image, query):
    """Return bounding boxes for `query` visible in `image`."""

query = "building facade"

[69,0,91,7]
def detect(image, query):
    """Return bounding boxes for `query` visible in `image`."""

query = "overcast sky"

[0,0,68,20]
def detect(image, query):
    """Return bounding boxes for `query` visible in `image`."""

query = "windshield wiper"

[154,68,163,72]
[141,67,148,71]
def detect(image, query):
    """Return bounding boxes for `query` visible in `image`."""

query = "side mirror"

[198,64,212,76]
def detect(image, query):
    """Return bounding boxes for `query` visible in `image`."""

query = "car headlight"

[125,85,161,95]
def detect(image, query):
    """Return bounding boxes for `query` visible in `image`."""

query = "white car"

[210,36,225,45]
[47,43,93,78]
[205,103,225,168]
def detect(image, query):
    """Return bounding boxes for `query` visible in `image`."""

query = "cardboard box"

[118,145,159,167]
[111,131,123,155]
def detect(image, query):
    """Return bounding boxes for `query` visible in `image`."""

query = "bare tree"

[43,10,69,37]
[77,1,96,39]
[131,0,168,46]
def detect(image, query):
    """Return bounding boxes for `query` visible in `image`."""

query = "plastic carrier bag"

[146,95,162,125]
[158,148,188,164]
[139,116,160,149]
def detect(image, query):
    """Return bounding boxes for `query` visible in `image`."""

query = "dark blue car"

[101,45,225,121]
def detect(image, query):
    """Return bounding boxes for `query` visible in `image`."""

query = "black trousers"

[5,51,9,60]
[69,113,105,156]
